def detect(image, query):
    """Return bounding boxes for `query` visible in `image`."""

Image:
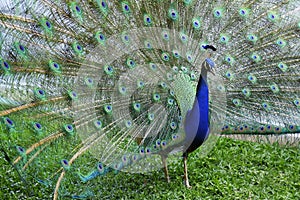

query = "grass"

[1,137,299,199]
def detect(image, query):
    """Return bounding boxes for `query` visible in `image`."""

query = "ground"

[1,137,299,199]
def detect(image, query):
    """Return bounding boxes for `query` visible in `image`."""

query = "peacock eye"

[132,155,138,161]
[5,117,14,126]
[62,159,69,165]
[3,61,9,69]
[126,120,132,127]
[38,90,44,95]
[35,122,42,129]
[63,124,74,136]
[150,63,156,70]
[45,21,51,28]
[17,146,25,153]
[98,163,103,170]
[162,53,169,61]
[75,5,81,12]
[123,4,130,12]
[213,9,223,18]
[267,12,279,22]
[170,122,177,129]
[168,8,179,20]
[101,1,106,8]
[96,120,101,126]
[19,45,25,51]
[170,11,177,18]
[180,33,188,43]
[173,52,179,57]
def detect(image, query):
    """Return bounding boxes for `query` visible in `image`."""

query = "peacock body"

[0,0,299,199]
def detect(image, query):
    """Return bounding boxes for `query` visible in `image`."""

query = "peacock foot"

[166,176,171,183]
[184,181,192,189]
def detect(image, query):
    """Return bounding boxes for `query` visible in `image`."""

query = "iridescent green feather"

[0,0,299,199]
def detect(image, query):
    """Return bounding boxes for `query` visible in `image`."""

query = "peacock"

[0,0,299,199]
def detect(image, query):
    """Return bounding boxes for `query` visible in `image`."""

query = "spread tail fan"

[0,0,299,199]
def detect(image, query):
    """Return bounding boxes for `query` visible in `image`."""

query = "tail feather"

[0,0,299,198]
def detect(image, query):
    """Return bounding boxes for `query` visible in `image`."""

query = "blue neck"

[184,71,210,153]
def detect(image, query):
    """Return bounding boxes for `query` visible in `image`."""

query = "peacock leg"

[183,153,191,188]
[161,155,170,183]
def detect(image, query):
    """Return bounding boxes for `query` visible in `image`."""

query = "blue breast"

[184,76,210,153]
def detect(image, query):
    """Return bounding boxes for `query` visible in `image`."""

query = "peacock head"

[203,45,216,75]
